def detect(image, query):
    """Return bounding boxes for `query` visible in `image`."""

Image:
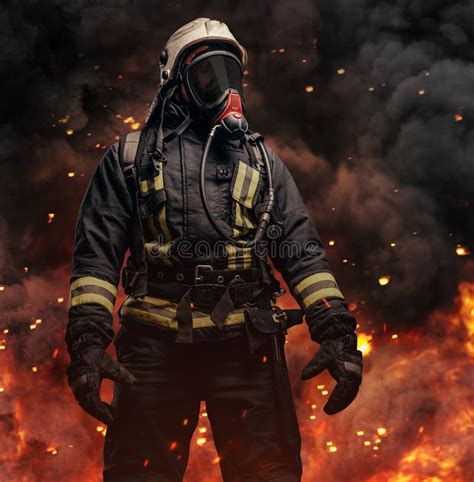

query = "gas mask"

[181,50,248,140]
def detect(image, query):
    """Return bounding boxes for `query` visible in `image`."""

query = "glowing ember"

[58,115,70,124]
[454,113,463,122]
[390,242,396,247]
[123,116,141,130]
[143,459,149,468]
[196,437,207,446]
[48,213,55,223]
[66,129,74,135]
[31,366,38,372]
[170,441,178,450]
[212,457,221,464]
[198,427,207,434]
[455,244,470,256]
[328,446,338,453]
[0,286,4,292]
[57,297,64,303]
[391,334,399,340]
[418,89,425,95]
[337,68,345,75]
[356,431,365,436]
[328,240,335,246]
[357,332,373,356]
[47,447,58,455]
[378,275,391,286]
[377,427,387,436]
[68,171,76,177]
[262,355,268,363]
[0,387,4,393]
[305,85,314,93]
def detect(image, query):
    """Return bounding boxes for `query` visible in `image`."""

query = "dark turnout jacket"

[66,110,355,354]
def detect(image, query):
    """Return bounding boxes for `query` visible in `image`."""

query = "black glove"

[67,348,137,425]
[301,333,362,415]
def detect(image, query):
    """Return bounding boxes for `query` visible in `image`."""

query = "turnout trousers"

[103,322,302,482]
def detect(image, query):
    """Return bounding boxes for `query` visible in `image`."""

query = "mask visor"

[186,52,243,108]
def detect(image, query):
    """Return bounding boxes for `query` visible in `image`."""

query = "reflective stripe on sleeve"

[69,276,118,314]
[293,272,345,309]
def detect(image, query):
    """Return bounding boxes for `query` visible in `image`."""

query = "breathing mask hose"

[199,126,275,248]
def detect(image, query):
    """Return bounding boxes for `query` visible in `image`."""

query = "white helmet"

[159,17,247,87]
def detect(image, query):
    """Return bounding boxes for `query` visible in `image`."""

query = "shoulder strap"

[119,129,149,298]
[244,132,265,172]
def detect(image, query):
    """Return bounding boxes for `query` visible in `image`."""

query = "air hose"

[199,125,275,248]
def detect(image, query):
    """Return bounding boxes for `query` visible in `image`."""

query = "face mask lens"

[188,55,242,106]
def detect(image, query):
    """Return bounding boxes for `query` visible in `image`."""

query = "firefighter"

[66,18,363,482]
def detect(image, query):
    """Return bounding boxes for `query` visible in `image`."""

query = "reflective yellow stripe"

[153,172,164,191]
[244,168,260,208]
[227,244,238,270]
[139,179,149,195]
[300,288,345,309]
[139,296,177,313]
[121,306,245,329]
[139,169,164,196]
[70,277,117,296]
[147,215,160,240]
[70,293,114,314]
[158,206,171,242]
[235,203,255,229]
[232,162,247,202]
[294,272,337,295]
[226,244,252,270]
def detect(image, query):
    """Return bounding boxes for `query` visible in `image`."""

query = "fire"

[305,85,314,93]
[357,332,373,356]
[47,212,55,223]
[451,282,474,356]
[454,113,463,122]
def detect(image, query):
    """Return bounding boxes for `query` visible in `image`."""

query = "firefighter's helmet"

[159,17,247,87]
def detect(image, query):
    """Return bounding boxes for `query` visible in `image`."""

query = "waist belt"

[146,265,266,344]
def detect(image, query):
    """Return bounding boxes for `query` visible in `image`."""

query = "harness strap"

[119,129,149,297]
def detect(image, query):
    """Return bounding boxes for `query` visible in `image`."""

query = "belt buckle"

[272,310,287,324]
[194,264,213,283]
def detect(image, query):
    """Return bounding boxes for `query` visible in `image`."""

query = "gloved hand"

[67,348,137,425]
[301,333,362,415]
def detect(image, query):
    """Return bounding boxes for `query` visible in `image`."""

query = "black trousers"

[103,323,302,482]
